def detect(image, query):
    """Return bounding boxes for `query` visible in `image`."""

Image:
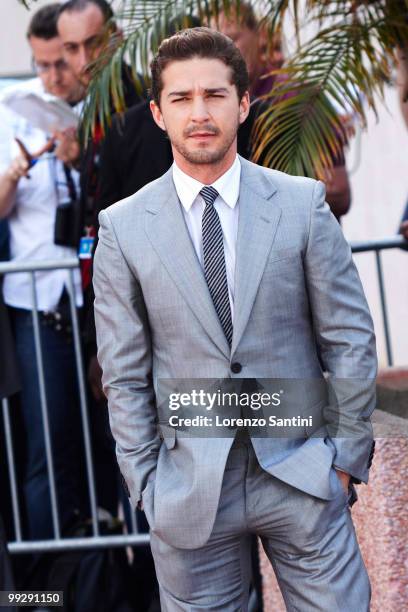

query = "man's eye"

[173,97,188,102]
[64,45,77,54]
[86,36,104,51]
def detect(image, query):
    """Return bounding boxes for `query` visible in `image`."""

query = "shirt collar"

[172,155,241,212]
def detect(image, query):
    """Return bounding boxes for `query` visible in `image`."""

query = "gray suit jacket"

[93,157,377,549]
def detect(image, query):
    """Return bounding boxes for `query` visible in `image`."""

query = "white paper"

[0,89,79,133]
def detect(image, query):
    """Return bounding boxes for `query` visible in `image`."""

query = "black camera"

[54,199,82,248]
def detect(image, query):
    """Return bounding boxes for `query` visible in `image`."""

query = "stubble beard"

[169,115,240,166]
[174,142,232,165]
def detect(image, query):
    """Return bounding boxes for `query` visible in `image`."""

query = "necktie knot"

[200,186,219,207]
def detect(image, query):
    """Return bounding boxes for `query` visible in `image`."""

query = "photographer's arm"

[0,155,29,219]
[53,128,81,168]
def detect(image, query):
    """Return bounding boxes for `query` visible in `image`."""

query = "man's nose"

[190,96,210,122]
[48,65,62,85]
[78,46,92,74]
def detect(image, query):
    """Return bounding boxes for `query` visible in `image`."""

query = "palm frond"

[251,6,408,176]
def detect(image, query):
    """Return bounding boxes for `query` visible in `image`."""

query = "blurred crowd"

[0,0,405,610]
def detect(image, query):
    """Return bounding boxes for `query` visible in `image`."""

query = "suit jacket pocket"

[158,422,176,450]
[267,247,299,264]
[262,250,302,281]
[141,477,156,529]
[303,399,330,440]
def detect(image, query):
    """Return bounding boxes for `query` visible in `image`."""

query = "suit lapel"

[232,159,281,354]
[144,171,231,359]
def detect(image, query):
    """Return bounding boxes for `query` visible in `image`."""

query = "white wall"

[343,86,408,367]
[0,0,122,76]
[0,0,51,76]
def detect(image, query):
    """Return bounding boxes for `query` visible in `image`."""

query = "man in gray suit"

[93,27,377,611]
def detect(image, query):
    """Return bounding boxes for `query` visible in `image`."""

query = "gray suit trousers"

[149,432,370,612]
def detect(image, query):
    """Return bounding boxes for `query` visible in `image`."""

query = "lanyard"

[63,163,78,203]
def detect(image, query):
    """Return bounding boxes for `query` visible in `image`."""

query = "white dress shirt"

[0,78,82,311]
[172,156,240,321]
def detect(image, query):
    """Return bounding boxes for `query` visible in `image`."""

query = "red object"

[80,226,96,290]
[93,123,103,146]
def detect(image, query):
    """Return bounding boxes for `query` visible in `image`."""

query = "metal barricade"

[0,258,148,554]
[350,235,407,367]
[1,236,407,553]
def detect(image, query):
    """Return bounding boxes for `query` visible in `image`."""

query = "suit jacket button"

[231,362,242,374]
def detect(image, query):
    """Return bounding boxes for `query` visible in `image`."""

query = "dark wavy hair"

[27,3,60,40]
[150,27,249,107]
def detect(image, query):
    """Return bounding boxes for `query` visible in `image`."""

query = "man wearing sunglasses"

[0,3,86,559]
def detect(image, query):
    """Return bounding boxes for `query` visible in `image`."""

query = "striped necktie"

[200,185,233,346]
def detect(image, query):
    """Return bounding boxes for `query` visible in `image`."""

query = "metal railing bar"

[0,239,404,275]
[129,503,138,534]
[0,258,78,274]
[30,272,61,539]
[66,270,99,536]
[375,251,393,366]
[8,533,150,554]
[350,235,407,253]
[2,398,22,542]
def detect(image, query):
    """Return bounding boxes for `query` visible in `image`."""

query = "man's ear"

[105,23,122,54]
[239,91,251,125]
[111,25,123,43]
[150,100,166,131]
